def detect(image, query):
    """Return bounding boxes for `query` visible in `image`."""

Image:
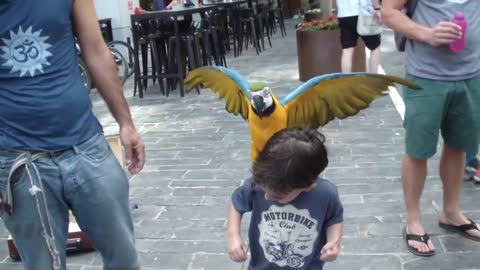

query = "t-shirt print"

[258,204,318,268]
[0,26,52,77]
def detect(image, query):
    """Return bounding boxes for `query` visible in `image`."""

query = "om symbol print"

[12,38,40,63]
[1,26,52,77]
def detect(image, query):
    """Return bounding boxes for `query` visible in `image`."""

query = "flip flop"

[402,226,435,257]
[438,218,480,242]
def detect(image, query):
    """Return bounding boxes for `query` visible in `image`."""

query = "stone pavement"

[1,20,479,270]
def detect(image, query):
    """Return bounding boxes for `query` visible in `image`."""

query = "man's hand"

[120,125,145,174]
[426,21,462,47]
[228,234,248,262]
[320,241,340,262]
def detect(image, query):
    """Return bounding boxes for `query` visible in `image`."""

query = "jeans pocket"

[0,152,16,190]
[0,152,21,216]
[79,134,112,164]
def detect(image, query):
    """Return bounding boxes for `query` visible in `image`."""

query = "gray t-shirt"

[232,178,343,270]
[406,0,480,80]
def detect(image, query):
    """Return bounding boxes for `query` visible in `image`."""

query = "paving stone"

[131,196,204,207]
[440,236,480,253]
[188,253,244,270]
[324,254,402,270]
[403,253,480,270]
[134,171,188,180]
[200,196,231,206]
[0,263,25,270]
[94,252,193,270]
[172,187,237,197]
[182,169,251,180]
[341,236,443,254]
[168,180,242,188]
[136,239,226,254]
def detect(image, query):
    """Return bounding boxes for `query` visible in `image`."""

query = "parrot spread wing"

[184,66,251,120]
[281,72,420,128]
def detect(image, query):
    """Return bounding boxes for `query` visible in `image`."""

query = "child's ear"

[304,182,317,191]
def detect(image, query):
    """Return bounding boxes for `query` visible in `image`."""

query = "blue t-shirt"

[232,178,344,270]
[0,0,102,151]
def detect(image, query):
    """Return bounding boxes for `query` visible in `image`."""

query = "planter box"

[296,29,366,82]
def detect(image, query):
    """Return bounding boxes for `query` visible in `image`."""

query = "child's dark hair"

[252,128,328,194]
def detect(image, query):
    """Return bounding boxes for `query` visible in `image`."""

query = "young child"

[227,128,344,269]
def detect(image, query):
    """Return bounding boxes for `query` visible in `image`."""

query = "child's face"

[260,182,317,204]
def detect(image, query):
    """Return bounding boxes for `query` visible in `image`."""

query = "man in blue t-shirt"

[0,0,145,269]
[228,128,344,270]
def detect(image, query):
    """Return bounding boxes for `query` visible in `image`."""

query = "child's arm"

[227,201,248,262]
[320,222,343,262]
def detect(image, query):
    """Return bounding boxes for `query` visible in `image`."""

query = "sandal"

[439,218,480,242]
[402,226,435,257]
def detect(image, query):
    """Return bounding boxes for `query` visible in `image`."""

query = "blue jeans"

[0,133,139,270]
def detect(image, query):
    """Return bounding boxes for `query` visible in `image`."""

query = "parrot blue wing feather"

[212,66,251,99]
[280,72,368,106]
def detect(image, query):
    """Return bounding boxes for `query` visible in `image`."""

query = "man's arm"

[382,0,461,46]
[72,0,145,174]
[371,0,382,23]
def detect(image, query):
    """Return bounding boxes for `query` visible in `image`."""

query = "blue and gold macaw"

[184,66,419,161]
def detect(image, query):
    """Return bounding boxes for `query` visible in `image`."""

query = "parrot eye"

[262,88,270,96]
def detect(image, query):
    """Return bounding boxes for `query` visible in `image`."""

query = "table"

[131,5,217,98]
[202,0,247,7]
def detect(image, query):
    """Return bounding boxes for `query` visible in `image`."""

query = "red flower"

[311,20,319,26]
[323,19,329,25]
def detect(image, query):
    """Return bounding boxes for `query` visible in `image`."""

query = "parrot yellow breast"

[248,97,287,161]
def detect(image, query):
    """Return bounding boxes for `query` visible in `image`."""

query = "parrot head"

[249,82,274,119]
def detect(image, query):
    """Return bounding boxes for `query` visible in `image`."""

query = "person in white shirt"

[335,0,382,73]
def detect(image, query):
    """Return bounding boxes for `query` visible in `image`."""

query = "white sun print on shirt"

[258,205,318,268]
[0,26,52,77]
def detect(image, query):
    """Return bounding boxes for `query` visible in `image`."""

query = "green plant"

[298,15,339,31]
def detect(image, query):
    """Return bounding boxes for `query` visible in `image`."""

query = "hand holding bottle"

[426,21,462,47]
[450,12,467,52]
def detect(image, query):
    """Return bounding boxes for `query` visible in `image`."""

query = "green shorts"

[403,74,480,159]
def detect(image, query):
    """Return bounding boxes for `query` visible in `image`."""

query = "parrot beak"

[252,95,265,118]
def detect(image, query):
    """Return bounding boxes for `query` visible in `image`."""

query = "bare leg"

[402,154,436,253]
[341,48,354,73]
[439,144,480,237]
[368,47,380,73]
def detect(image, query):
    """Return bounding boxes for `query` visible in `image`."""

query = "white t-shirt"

[335,0,360,18]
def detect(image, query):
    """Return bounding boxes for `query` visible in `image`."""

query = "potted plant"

[296,13,366,81]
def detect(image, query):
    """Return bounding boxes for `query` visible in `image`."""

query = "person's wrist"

[228,229,241,238]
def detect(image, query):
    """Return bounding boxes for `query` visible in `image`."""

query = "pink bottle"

[450,12,467,52]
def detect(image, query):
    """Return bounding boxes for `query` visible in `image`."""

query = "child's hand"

[320,241,340,262]
[228,234,248,262]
